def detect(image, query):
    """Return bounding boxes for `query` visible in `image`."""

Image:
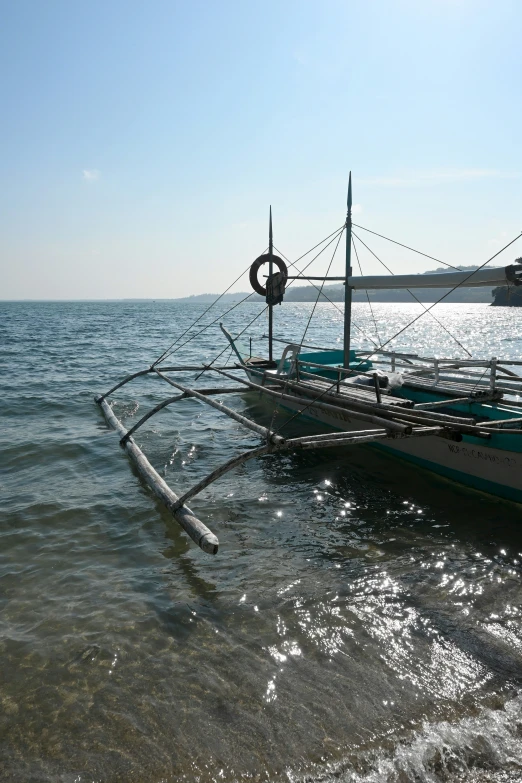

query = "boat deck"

[401,375,495,397]
[291,376,413,407]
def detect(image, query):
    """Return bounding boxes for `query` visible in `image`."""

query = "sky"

[1,0,521,299]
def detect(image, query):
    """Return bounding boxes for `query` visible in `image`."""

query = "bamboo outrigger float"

[96,174,522,553]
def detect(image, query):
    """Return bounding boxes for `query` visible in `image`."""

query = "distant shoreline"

[0,296,497,304]
[3,265,500,304]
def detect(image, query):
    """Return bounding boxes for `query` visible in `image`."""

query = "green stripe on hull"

[273,398,522,505]
[375,443,522,505]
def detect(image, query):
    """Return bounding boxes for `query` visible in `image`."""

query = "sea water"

[1,300,522,782]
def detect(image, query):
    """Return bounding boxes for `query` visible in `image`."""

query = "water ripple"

[2,301,522,781]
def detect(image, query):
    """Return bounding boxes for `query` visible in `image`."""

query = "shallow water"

[2,300,522,783]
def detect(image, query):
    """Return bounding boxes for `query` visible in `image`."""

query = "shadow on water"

[105,458,220,646]
[251,428,522,695]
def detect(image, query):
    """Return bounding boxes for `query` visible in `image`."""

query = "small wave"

[290,693,522,783]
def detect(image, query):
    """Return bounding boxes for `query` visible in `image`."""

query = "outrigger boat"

[96,175,522,554]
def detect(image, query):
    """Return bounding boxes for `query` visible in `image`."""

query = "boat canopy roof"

[347,263,522,290]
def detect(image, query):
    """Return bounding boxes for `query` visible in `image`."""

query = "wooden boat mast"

[343,172,353,368]
[268,206,274,363]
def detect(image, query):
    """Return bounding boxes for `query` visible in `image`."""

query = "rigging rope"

[351,238,381,345]
[196,227,348,378]
[372,231,522,354]
[194,305,270,380]
[268,229,345,436]
[352,223,462,271]
[152,253,267,367]
[285,225,345,265]
[159,291,259,364]
[157,226,350,369]
[223,345,235,367]
[273,244,380,348]
[272,232,522,436]
[352,231,472,358]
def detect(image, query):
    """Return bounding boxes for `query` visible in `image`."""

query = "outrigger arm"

[95,362,453,556]
[96,393,220,554]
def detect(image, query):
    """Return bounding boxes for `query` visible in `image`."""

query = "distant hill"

[172,291,259,304]
[173,266,499,304]
[491,286,522,306]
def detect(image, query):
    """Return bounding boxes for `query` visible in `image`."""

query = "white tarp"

[347,266,516,290]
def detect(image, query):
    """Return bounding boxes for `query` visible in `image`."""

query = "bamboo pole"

[121,393,187,444]
[414,394,502,409]
[490,399,522,409]
[266,373,477,427]
[477,428,522,435]
[174,427,416,512]
[154,370,285,445]
[172,444,272,511]
[407,357,522,368]
[95,396,219,554]
[158,365,237,372]
[222,367,492,437]
[289,425,442,447]
[171,425,444,511]
[292,370,412,407]
[400,364,522,386]
[388,414,491,438]
[97,368,152,403]
[210,367,411,434]
[98,365,244,403]
[496,365,522,379]
[120,387,247,445]
[403,377,521,397]
[480,417,522,429]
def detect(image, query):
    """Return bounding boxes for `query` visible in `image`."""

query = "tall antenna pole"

[268,205,274,363]
[343,173,353,368]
